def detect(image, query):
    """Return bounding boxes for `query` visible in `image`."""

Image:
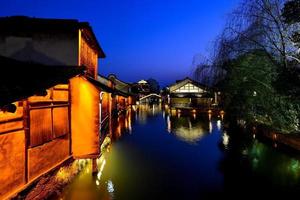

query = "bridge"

[139,93,161,104]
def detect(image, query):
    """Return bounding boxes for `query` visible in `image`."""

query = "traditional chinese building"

[166,77,215,110]
[0,16,110,199]
[131,80,151,97]
[0,56,83,199]
[108,74,135,115]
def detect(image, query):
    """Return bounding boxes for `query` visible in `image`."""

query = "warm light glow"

[222,132,229,148]
[220,111,225,120]
[167,115,171,133]
[209,122,212,133]
[173,125,206,144]
[55,159,89,183]
[193,113,196,119]
[71,77,100,158]
[107,180,114,193]
[95,156,106,183]
[217,120,221,130]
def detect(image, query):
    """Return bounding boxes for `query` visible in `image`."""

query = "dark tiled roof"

[168,77,209,92]
[0,16,105,58]
[0,56,84,107]
[86,76,114,93]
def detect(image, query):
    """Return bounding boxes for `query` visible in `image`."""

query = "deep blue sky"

[0,0,239,86]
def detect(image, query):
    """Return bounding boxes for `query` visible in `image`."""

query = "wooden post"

[92,158,98,175]
[23,100,30,183]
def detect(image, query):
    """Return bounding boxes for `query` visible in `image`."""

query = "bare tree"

[213,0,299,68]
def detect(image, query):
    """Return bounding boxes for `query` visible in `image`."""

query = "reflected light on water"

[208,113,211,121]
[107,180,114,193]
[209,122,213,133]
[152,105,155,115]
[170,120,205,144]
[193,113,196,119]
[167,115,171,133]
[96,157,106,184]
[128,114,132,133]
[222,132,229,149]
[173,126,205,144]
[217,120,221,130]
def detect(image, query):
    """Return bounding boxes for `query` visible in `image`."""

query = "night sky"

[0,0,239,86]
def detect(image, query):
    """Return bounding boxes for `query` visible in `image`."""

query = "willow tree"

[212,0,300,133]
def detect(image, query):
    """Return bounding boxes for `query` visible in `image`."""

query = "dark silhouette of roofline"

[0,16,105,58]
[168,77,209,90]
[0,55,84,107]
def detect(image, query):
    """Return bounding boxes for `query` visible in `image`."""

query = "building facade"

[167,77,214,110]
[0,16,108,199]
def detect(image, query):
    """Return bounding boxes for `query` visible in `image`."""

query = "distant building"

[167,77,215,110]
[108,74,135,114]
[131,79,151,100]
[138,80,148,85]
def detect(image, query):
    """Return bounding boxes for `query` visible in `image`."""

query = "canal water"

[57,105,300,199]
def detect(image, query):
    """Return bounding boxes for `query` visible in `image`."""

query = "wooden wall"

[79,30,98,79]
[27,84,71,181]
[101,92,110,121]
[70,77,100,158]
[0,84,71,199]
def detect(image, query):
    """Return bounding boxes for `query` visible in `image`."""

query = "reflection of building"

[166,113,210,144]
[167,77,215,110]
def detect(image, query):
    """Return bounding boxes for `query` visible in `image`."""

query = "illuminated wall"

[0,84,71,199]
[101,92,110,121]
[117,96,126,109]
[27,84,71,181]
[79,30,98,79]
[0,102,26,199]
[171,98,190,104]
[174,83,205,93]
[70,77,100,158]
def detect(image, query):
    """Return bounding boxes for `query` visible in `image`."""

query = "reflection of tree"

[218,127,300,193]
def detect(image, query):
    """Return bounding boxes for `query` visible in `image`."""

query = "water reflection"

[135,104,161,124]
[167,114,209,144]
[219,126,300,193]
[57,105,300,199]
[222,131,229,149]
[135,105,217,144]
